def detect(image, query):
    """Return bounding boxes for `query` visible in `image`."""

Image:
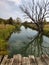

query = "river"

[8,26,49,57]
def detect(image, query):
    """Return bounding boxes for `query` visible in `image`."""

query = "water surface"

[8,26,49,57]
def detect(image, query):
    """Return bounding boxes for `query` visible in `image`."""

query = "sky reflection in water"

[8,26,49,57]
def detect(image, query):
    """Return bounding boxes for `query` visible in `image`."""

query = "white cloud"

[0,0,22,19]
[0,0,11,11]
[8,0,21,5]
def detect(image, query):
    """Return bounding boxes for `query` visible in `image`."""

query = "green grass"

[43,24,49,36]
[23,23,49,36]
[0,23,49,55]
[0,39,8,55]
[0,25,15,40]
[0,24,15,55]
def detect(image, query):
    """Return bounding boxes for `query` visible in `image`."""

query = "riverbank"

[0,23,49,55]
[22,23,49,36]
[43,24,49,36]
[0,24,16,55]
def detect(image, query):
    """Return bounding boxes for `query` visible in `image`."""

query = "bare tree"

[20,0,49,33]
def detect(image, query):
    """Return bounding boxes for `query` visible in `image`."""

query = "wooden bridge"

[0,54,49,65]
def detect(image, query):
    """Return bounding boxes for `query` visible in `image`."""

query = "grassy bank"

[43,24,49,36]
[22,23,49,36]
[0,24,15,40]
[0,24,15,55]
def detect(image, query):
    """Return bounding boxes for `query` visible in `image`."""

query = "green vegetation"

[0,17,22,25]
[0,24,15,55]
[0,17,14,25]
[43,24,49,36]
[22,22,49,36]
[0,24,15,40]
[0,40,8,55]
[0,17,22,55]
[0,17,49,56]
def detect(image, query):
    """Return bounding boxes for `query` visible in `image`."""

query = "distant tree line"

[0,17,48,26]
[23,19,48,25]
[0,17,22,25]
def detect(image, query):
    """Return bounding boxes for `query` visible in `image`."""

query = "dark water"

[8,26,49,57]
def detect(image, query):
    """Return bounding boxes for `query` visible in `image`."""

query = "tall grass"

[0,24,15,55]
[43,25,49,36]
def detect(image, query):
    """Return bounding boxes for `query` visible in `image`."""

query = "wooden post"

[41,55,49,65]
[29,55,36,65]
[22,57,30,65]
[0,54,49,65]
[8,58,14,65]
[5,59,11,65]
[1,55,8,65]
[12,54,22,65]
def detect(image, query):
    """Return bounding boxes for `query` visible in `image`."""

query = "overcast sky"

[0,0,49,22]
[0,0,22,19]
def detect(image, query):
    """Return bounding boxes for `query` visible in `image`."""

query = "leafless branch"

[20,0,49,32]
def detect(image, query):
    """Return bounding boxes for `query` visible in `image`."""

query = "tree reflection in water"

[20,33,49,57]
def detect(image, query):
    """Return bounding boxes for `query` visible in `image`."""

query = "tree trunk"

[37,22,44,34]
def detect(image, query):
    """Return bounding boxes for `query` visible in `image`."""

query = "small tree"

[20,0,49,33]
[16,17,21,25]
[7,17,14,25]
